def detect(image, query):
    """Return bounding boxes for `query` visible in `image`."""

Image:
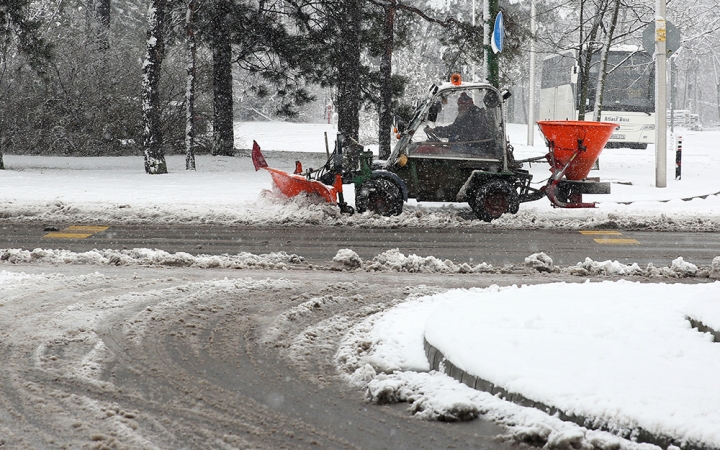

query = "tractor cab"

[384,80,516,205]
[408,85,505,162]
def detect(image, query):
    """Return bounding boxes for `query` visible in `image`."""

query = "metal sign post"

[484,0,500,87]
[675,136,682,180]
[482,0,489,82]
[655,1,667,188]
[527,0,536,146]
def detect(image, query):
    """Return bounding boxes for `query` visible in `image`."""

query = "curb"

[423,337,710,450]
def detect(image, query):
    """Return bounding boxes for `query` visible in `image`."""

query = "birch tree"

[576,0,607,121]
[592,0,621,121]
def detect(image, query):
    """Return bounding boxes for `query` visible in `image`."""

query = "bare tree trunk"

[211,0,235,156]
[142,0,168,175]
[185,0,196,170]
[592,0,621,121]
[576,0,606,121]
[336,0,362,148]
[96,0,111,51]
[378,3,395,160]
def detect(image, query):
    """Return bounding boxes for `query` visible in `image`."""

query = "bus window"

[541,54,576,89]
[586,51,654,113]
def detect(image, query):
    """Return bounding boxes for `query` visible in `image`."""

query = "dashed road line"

[579,230,622,236]
[579,230,639,245]
[43,225,109,239]
[592,238,640,245]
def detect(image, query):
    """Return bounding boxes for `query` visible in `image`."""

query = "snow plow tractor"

[253,75,615,222]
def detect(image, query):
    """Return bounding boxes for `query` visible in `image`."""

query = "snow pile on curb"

[4,246,718,280]
[524,252,555,272]
[333,249,719,279]
[362,371,659,450]
[0,248,305,269]
[333,248,494,274]
[567,255,708,278]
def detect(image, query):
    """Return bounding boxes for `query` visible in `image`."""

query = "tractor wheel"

[472,179,519,222]
[355,177,404,216]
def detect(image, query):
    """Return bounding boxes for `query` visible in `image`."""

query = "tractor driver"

[424,92,495,156]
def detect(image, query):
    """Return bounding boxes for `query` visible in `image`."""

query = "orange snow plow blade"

[252,140,340,204]
[264,167,339,204]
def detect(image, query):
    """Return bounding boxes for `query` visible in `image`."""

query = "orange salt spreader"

[536,120,617,208]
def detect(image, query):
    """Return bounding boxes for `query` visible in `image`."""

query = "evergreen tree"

[0,0,52,169]
[210,0,235,156]
[179,0,318,156]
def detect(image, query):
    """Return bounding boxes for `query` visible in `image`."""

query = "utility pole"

[655,0,667,187]
[526,0,536,146]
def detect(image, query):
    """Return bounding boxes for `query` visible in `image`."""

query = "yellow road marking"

[43,225,109,239]
[579,230,623,235]
[65,226,109,232]
[593,238,640,245]
[43,232,93,239]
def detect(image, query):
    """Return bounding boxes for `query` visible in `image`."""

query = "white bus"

[539,45,655,149]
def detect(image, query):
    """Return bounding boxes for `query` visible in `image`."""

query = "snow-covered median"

[337,281,720,450]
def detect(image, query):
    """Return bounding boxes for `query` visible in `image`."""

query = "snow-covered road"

[1,262,569,449]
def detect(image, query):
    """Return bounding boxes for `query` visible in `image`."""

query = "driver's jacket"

[433,106,492,142]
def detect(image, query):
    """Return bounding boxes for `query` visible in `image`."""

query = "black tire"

[355,177,404,216]
[472,179,519,222]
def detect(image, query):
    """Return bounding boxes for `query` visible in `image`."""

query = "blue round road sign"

[491,11,504,54]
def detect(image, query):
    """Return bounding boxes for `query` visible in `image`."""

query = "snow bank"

[4,247,718,281]
[0,248,304,270]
